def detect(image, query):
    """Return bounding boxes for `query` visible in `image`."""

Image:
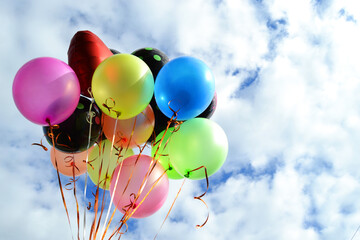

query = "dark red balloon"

[68,30,113,97]
[196,92,217,119]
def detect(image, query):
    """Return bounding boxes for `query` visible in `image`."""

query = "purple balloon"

[13,57,80,125]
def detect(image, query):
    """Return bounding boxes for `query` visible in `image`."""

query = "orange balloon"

[103,105,155,148]
[50,147,93,176]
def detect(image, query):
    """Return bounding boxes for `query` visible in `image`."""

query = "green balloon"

[88,139,134,190]
[168,118,228,180]
[151,127,184,180]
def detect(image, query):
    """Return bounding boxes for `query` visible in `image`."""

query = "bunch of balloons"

[12,30,228,226]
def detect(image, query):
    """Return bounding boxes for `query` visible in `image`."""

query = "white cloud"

[2,0,360,239]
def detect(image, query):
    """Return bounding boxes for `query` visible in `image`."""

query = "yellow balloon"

[87,139,134,190]
[92,54,154,119]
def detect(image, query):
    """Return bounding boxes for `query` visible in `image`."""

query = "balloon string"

[71,155,81,240]
[151,111,178,169]
[120,116,139,196]
[108,168,169,240]
[93,187,108,240]
[105,145,146,240]
[90,140,106,240]
[31,137,48,151]
[47,119,75,240]
[187,166,210,228]
[101,207,119,240]
[100,109,120,236]
[105,109,179,239]
[109,112,120,160]
[106,144,149,240]
[125,169,168,221]
[93,114,119,239]
[101,143,147,240]
[105,106,179,239]
[89,176,101,240]
[153,178,186,240]
[350,224,360,240]
[83,96,95,240]
[99,115,138,240]
[99,156,124,240]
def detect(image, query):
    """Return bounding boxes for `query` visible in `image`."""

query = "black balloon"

[132,47,172,142]
[110,49,121,54]
[43,95,102,153]
[132,47,169,79]
[196,92,217,119]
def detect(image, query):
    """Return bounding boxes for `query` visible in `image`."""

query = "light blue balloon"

[154,56,215,120]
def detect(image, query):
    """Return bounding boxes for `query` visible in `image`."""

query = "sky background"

[1,0,360,239]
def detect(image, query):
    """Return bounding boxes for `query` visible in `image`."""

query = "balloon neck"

[184,171,190,178]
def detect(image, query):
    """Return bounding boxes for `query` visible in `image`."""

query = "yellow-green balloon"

[151,127,184,180]
[168,118,228,180]
[88,139,134,189]
[92,53,154,119]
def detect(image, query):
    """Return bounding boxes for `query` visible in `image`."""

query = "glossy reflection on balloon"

[154,56,215,120]
[169,118,228,180]
[92,54,154,119]
[13,57,80,125]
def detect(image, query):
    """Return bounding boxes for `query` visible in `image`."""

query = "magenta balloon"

[13,57,80,125]
[109,155,169,218]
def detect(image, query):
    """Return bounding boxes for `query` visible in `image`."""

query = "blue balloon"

[154,56,215,120]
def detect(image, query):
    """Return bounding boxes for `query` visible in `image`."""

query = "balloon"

[103,105,155,148]
[196,92,217,119]
[154,56,215,120]
[109,155,169,218]
[50,147,93,177]
[168,118,228,180]
[92,54,154,119]
[132,47,169,79]
[13,57,80,125]
[87,139,134,190]
[151,128,184,179]
[132,48,172,142]
[110,49,121,54]
[43,95,102,153]
[68,30,113,97]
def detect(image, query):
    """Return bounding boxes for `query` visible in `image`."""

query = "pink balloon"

[109,155,169,218]
[50,146,92,177]
[13,57,80,125]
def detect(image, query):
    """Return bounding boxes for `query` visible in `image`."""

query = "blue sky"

[1,0,360,239]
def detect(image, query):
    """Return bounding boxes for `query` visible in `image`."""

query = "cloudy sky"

[1,0,360,239]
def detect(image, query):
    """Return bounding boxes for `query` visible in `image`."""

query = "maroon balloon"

[197,92,217,119]
[68,30,113,97]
